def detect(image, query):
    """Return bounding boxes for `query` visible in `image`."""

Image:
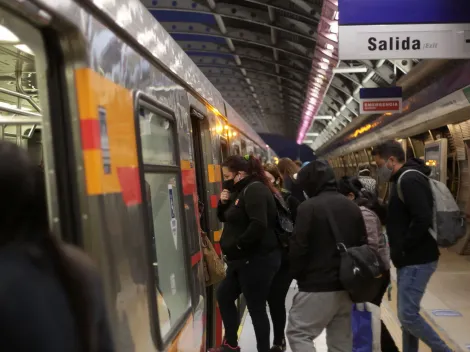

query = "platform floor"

[238,282,327,352]
[238,250,470,352]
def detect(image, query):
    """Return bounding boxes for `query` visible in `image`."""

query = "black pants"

[267,258,292,346]
[370,270,399,352]
[217,250,281,352]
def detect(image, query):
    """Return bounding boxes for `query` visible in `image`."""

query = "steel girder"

[142,0,420,141]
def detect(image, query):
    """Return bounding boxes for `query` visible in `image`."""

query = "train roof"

[82,0,266,149]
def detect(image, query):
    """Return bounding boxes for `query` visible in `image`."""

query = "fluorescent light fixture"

[333,66,368,74]
[330,22,338,34]
[346,96,353,104]
[306,133,319,137]
[334,11,339,20]
[322,58,330,64]
[326,43,334,51]
[315,115,333,120]
[314,77,323,84]
[0,25,19,42]
[303,139,314,144]
[309,97,317,104]
[335,111,341,117]
[340,105,346,112]
[319,62,329,70]
[15,44,33,55]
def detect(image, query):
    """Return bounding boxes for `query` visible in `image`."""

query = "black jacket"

[289,160,367,292]
[0,242,114,352]
[217,176,278,260]
[283,175,306,204]
[281,189,300,223]
[387,158,440,268]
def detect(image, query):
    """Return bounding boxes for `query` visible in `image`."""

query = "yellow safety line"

[237,307,249,338]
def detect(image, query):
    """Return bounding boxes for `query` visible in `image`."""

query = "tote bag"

[352,303,381,352]
[201,232,226,286]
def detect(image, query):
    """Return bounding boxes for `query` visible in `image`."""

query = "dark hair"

[223,154,278,194]
[338,176,387,225]
[263,163,283,189]
[372,140,405,163]
[0,141,91,352]
[277,158,300,178]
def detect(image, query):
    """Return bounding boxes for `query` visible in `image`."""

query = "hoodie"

[288,160,367,292]
[388,158,440,268]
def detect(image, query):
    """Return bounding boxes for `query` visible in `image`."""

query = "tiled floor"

[238,283,327,352]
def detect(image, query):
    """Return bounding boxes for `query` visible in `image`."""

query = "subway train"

[0,0,272,351]
[320,67,470,256]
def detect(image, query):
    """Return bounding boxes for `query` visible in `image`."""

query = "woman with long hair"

[212,155,281,352]
[277,158,305,203]
[337,176,398,352]
[263,163,299,352]
[0,141,113,352]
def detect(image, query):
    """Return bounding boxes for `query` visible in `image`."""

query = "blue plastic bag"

[352,304,373,352]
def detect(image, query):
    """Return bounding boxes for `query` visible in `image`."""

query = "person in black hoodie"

[372,140,451,352]
[264,163,300,352]
[212,155,281,352]
[286,160,366,352]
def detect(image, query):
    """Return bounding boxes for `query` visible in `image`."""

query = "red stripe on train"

[191,251,202,266]
[210,194,219,208]
[80,119,101,150]
[117,167,142,206]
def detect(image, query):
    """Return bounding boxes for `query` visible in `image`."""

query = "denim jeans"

[397,261,451,352]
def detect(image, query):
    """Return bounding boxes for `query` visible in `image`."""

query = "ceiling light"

[319,62,329,70]
[0,25,19,42]
[326,43,334,51]
[334,11,339,20]
[322,58,330,64]
[306,132,319,137]
[15,44,34,55]
[315,77,323,84]
[316,115,333,120]
[309,97,317,104]
[333,66,368,74]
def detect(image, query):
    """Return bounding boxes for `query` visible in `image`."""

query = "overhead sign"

[359,87,402,114]
[338,0,470,60]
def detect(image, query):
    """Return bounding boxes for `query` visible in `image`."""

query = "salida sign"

[338,0,470,60]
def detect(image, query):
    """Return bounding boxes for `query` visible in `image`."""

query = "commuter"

[264,163,300,352]
[277,158,305,203]
[358,167,377,195]
[0,141,114,352]
[372,140,451,352]
[286,160,366,352]
[338,176,398,352]
[294,160,302,168]
[213,155,281,352]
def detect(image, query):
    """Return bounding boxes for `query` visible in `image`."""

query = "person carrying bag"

[200,231,226,287]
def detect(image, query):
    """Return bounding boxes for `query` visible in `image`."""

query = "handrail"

[0,87,41,113]
[0,116,42,124]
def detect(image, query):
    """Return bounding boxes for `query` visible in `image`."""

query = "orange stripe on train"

[75,68,141,205]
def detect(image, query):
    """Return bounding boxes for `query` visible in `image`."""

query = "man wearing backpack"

[372,140,452,352]
[286,160,367,352]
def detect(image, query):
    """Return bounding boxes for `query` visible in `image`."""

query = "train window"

[135,94,191,345]
[139,107,176,166]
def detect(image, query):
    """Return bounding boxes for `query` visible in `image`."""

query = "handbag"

[352,303,382,352]
[325,210,382,303]
[200,231,226,286]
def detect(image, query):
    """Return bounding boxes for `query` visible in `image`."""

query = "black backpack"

[244,182,294,249]
[326,209,382,303]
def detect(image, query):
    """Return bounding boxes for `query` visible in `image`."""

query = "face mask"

[377,165,392,182]
[222,178,235,191]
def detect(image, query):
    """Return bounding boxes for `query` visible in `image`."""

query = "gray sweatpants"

[286,291,352,352]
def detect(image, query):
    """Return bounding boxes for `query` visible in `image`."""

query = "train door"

[0,6,82,244]
[190,107,216,347]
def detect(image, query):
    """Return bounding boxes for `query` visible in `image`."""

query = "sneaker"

[208,341,241,352]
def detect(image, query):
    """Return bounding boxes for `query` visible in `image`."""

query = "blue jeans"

[397,262,451,352]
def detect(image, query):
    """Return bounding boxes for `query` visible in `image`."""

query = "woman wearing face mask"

[263,163,299,352]
[213,155,282,352]
[337,176,399,352]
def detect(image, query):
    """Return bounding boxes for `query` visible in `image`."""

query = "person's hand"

[220,189,230,204]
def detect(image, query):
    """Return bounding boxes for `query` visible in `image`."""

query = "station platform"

[237,250,470,352]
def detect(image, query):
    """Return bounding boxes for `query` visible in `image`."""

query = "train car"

[0,0,273,350]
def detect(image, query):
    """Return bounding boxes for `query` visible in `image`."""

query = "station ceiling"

[142,0,420,148]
